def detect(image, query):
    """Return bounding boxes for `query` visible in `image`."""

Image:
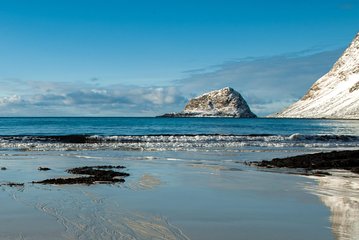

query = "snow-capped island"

[159,87,257,118]
[273,32,359,119]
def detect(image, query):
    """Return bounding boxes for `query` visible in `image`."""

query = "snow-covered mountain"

[273,32,359,119]
[159,87,256,118]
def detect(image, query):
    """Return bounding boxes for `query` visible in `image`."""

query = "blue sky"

[0,0,358,116]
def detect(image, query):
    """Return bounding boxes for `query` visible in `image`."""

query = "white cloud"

[0,82,187,116]
[0,48,343,116]
[0,95,23,105]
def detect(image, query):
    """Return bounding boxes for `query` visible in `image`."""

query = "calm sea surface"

[0,117,358,136]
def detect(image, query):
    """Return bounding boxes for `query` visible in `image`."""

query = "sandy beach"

[0,150,342,240]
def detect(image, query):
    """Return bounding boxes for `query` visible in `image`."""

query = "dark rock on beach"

[38,167,51,171]
[67,165,127,177]
[251,150,359,174]
[34,165,129,185]
[35,176,125,185]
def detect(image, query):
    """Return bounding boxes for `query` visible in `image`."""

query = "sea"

[1,117,359,151]
[0,117,358,240]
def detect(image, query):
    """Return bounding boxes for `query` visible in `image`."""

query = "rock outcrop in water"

[273,32,359,119]
[159,87,256,118]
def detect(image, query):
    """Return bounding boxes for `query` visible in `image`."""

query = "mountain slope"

[273,33,359,119]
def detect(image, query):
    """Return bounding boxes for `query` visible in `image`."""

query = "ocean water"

[0,117,359,240]
[1,117,359,152]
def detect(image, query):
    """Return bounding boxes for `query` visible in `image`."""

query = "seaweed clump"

[38,167,51,171]
[250,150,359,175]
[34,165,129,185]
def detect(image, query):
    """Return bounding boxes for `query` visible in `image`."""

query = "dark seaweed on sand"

[251,150,359,175]
[34,165,129,185]
[38,167,51,171]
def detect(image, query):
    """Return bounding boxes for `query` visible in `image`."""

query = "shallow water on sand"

[0,150,335,240]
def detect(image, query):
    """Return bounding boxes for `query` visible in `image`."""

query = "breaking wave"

[0,133,358,152]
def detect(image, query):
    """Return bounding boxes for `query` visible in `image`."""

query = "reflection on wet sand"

[306,171,359,240]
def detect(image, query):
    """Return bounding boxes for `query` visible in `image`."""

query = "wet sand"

[0,193,65,240]
[0,150,352,239]
[305,170,359,240]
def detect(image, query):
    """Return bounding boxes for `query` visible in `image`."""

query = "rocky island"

[159,87,257,118]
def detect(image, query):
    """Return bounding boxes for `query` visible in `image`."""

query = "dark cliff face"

[159,87,257,118]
